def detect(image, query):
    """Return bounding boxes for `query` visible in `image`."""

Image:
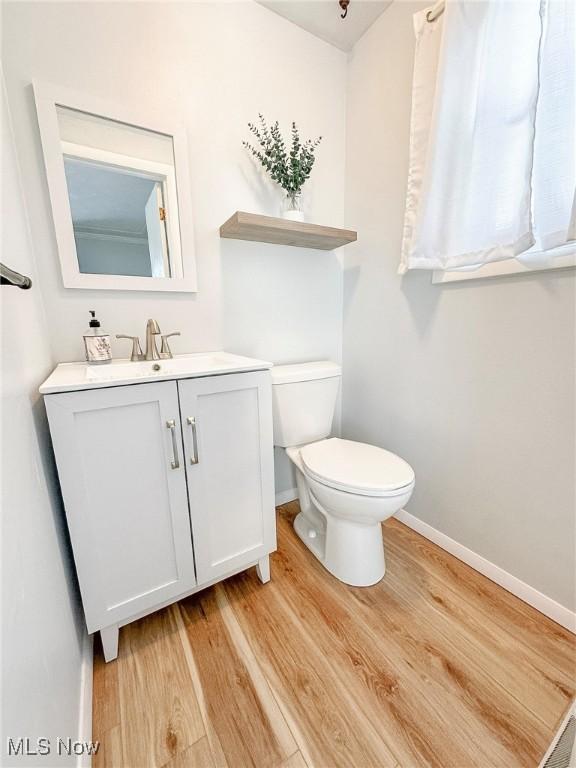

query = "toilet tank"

[271,361,341,448]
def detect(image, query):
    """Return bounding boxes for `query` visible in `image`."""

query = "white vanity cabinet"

[178,373,275,584]
[43,360,275,662]
[45,381,197,642]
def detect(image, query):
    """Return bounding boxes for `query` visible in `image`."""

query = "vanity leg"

[100,625,119,663]
[256,555,270,584]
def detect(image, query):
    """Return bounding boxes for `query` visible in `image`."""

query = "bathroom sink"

[39,352,272,394]
[85,354,227,382]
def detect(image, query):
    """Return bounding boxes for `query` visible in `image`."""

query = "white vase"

[282,193,305,222]
[283,209,305,223]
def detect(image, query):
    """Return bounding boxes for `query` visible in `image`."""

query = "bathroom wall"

[1,75,87,765]
[344,1,576,611]
[2,0,347,496]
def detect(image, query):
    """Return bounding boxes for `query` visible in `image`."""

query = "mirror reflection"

[64,157,170,277]
[56,106,181,279]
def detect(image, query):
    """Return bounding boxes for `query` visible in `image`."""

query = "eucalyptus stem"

[243,114,322,198]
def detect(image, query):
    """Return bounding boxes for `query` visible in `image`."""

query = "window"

[400,0,575,279]
[432,242,576,284]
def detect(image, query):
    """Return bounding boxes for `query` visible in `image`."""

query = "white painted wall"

[344,1,576,612]
[1,76,88,766]
[2,1,347,496]
[2,1,345,363]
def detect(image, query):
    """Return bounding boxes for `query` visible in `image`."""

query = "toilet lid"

[300,438,415,497]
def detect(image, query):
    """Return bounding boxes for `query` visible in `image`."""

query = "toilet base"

[294,511,326,561]
[293,510,386,587]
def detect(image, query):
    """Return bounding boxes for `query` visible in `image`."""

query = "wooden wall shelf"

[220,211,357,251]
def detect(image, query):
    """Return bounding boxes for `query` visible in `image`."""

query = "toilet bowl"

[272,362,415,587]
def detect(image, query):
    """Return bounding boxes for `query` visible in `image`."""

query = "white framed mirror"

[33,81,197,291]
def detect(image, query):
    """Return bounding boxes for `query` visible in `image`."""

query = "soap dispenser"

[83,310,112,365]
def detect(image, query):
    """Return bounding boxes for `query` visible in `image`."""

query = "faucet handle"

[116,334,144,362]
[159,332,180,359]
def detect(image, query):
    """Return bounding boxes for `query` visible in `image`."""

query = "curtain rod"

[426,1,445,22]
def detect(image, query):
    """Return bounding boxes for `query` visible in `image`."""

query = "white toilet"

[271,361,415,587]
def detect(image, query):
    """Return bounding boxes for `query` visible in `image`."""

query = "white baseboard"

[395,510,576,634]
[275,487,298,506]
[77,632,94,767]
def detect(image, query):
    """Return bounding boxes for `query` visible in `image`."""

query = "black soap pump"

[83,310,112,365]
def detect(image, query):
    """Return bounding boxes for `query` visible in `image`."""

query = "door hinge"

[159,207,166,221]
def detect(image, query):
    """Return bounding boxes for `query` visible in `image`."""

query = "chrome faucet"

[116,320,180,361]
[160,332,180,359]
[116,334,144,361]
[145,319,161,360]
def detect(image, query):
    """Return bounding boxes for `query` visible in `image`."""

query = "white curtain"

[400,0,576,274]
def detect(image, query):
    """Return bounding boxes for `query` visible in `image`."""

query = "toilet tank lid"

[271,361,342,385]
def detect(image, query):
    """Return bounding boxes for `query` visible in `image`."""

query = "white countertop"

[39,352,272,394]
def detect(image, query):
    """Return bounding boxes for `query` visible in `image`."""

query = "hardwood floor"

[93,502,575,768]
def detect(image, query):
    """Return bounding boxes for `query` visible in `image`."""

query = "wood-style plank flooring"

[93,502,575,768]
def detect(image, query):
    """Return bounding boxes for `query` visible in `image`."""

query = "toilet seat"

[300,438,415,498]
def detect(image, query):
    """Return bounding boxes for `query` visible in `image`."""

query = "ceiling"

[256,0,392,52]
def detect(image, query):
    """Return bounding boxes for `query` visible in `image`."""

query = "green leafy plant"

[243,114,322,207]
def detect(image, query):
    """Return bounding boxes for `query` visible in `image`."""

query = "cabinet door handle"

[166,419,180,469]
[187,416,199,465]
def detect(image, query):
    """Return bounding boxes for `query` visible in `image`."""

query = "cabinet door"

[45,381,195,632]
[178,372,276,584]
